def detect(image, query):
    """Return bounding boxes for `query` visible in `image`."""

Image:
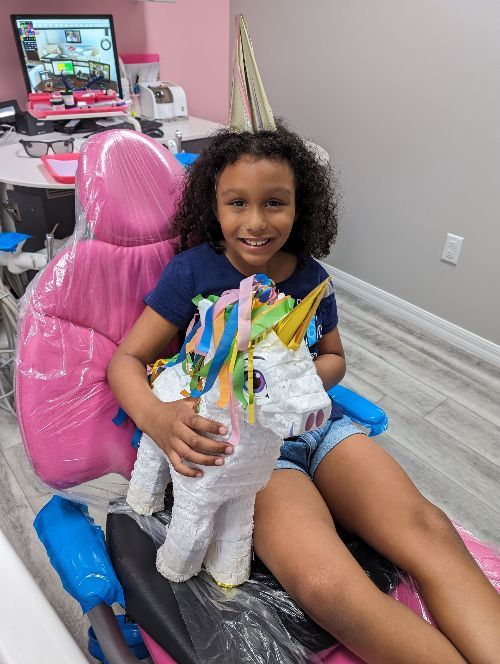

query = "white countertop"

[0,115,222,190]
[0,133,85,189]
[159,115,222,141]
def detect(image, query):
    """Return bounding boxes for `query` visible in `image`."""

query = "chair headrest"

[17,128,182,489]
[76,129,184,247]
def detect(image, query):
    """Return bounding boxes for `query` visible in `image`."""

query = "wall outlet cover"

[441,233,464,265]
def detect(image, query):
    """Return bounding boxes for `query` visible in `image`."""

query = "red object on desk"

[27,91,126,119]
[40,153,80,184]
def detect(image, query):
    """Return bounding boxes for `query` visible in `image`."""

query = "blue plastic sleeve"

[328,384,389,437]
[34,495,125,613]
[0,231,32,253]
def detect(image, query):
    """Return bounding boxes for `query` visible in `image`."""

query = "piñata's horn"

[274,277,332,351]
[229,14,276,133]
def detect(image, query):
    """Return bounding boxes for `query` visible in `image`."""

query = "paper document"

[45,158,79,176]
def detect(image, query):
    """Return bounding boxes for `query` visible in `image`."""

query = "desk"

[0,131,85,190]
[0,116,222,249]
[0,115,221,190]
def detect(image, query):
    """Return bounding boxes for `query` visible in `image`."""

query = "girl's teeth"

[242,239,269,246]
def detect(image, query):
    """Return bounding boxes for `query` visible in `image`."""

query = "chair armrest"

[328,384,389,437]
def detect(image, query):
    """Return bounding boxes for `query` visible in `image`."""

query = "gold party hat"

[229,14,276,132]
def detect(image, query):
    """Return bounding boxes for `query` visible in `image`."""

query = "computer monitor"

[11,15,122,97]
[73,64,90,81]
[51,60,75,76]
[88,61,111,81]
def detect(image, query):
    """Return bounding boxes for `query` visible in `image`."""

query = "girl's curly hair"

[171,119,339,261]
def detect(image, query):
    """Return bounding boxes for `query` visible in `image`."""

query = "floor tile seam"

[423,397,500,458]
[342,329,498,409]
[0,440,21,453]
[380,396,500,472]
[377,393,449,427]
[336,289,459,353]
[0,408,17,422]
[340,308,497,391]
[0,470,39,541]
[339,301,500,384]
[380,395,500,467]
[430,393,500,430]
[383,430,500,507]
[422,397,450,420]
[342,329,426,372]
[382,432,500,517]
[337,291,427,339]
[338,294,498,362]
[0,446,41,518]
[342,368,385,403]
[343,337,449,409]
[427,408,500,435]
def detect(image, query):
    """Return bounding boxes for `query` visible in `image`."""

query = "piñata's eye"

[253,370,267,393]
[244,370,268,395]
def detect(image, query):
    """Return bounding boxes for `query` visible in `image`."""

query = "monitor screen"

[73,64,90,81]
[88,61,111,81]
[51,60,75,76]
[65,29,81,44]
[11,15,122,97]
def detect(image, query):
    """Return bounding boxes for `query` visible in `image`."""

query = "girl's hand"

[147,398,233,478]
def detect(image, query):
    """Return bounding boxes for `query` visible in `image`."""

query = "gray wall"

[230,0,500,345]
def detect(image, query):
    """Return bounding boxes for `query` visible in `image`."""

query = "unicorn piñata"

[126,274,332,587]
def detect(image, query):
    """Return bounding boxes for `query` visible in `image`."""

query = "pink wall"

[0,0,230,123]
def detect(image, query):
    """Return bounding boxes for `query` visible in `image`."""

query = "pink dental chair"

[15,130,500,664]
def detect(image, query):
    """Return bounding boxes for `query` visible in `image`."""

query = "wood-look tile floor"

[0,284,498,661]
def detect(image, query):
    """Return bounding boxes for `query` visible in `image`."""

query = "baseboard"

[320,263,500,369]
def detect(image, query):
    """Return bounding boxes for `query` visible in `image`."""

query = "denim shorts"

[275,415,363,479]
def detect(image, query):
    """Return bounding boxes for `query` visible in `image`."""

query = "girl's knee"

[292,566,359,628]
[404,500,467,574]
[291,566,389,643]
[411,500,455,540]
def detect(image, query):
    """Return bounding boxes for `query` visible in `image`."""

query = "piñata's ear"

[274,277,332,350]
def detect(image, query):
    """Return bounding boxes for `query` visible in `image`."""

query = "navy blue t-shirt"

[145,243,343,418]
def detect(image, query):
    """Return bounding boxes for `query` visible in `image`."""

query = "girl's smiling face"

[215,156,296,276]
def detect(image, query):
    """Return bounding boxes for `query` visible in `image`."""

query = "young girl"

[107,122,500,663]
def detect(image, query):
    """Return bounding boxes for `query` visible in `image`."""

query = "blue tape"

[132,426,142,449]
[112,407,128,426]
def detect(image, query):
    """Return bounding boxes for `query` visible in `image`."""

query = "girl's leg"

[254,469,465,664]
[314,433,500,664]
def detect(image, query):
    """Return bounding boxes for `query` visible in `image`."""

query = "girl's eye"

[243,370,268,394]
[266,199,282,208]
[230,200,246,208]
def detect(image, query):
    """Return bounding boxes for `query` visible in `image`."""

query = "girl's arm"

[107,306,232,478]
[314,326,346,391]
